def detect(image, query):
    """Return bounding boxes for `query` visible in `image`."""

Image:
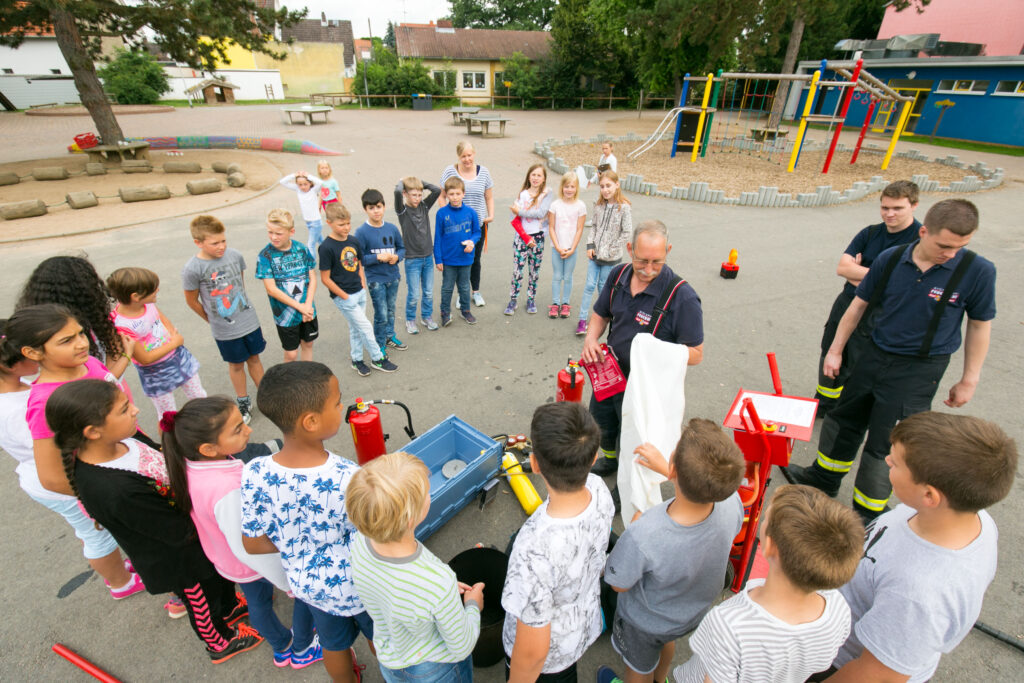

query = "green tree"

[447,0,556,30]
[494,51,541,102]
[355,41,440,103]
[97,49,170,105]
[0,1,305,143]
[384,21,396,49]
[545,0,631,105]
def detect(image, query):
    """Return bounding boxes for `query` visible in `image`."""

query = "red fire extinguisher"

[556,358,586,403]
[345,398,415,465]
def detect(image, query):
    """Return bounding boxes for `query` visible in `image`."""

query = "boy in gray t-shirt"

[182,215,265,423]
[827,412,1016,683]
[601,419,745,683]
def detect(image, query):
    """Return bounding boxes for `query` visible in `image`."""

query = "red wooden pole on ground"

[822,59,863,174]
[851,97,877,164]
[52,643,122,683]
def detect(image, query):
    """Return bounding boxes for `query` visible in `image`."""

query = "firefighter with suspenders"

[580,220,705,479]
[785,199,996,523]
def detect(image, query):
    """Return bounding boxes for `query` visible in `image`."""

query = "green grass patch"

[898,134,1024,157]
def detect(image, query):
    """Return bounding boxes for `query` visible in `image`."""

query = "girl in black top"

[46,379,263,665]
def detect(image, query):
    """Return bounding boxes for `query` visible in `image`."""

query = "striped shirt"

[350,534,480,669]
[673,579,851,683]
[440,164,493,225]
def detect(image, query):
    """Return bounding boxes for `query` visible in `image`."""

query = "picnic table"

[464,113,512,138]
[281,105,333,126]
[449,106,480,125]
[86,141,150,165]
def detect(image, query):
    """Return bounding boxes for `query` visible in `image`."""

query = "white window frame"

[462,71,486,91]
[992,80,1024,97]
[935,79,989,95]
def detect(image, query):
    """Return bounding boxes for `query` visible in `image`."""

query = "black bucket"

[448,547,509,668]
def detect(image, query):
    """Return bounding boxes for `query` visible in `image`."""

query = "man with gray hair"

[581,220,704,477]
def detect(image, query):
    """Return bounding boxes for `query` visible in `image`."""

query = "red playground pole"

[851,97,877,164]
[822,59,863,173]
[52,643,122,683]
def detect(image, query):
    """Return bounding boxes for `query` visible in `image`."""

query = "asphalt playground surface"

[1,105,1022,682]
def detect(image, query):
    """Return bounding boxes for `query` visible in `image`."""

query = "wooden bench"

[465,114,511,138]
[85,141,151,165]
[281,105,333,126]
[449,106,480,124]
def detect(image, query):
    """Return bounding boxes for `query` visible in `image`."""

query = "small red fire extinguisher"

[345,398,415,465]
[556,358,586,403]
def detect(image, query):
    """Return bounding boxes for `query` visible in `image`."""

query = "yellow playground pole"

[690,73,715,163]
[787,70,820,172]
[881,99,913,171]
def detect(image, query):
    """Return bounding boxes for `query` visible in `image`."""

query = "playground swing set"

[629,59,915,175]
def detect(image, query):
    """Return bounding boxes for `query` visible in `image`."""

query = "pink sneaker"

[164,596,188,619]
[560,304,571,318]
[575,319,587,336]
[109,572,146,600]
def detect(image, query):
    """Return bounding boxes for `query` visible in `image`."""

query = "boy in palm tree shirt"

[240,362,372,683]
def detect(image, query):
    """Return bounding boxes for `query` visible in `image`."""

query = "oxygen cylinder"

[502,452,542,515]
[556,359,585,403]
[348,398,387,464]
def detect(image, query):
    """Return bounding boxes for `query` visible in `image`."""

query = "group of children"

[0,283,1018,681]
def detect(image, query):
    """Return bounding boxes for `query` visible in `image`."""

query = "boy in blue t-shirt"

[355,188,406,355]
[434,176,481,327]
[255,209,319,363]
[241,362,373,683]
[319,203,397,376]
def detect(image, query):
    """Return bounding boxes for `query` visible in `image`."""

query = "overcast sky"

[281,1,453,38]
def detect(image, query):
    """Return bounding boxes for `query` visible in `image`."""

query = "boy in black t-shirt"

[318,203,398,375]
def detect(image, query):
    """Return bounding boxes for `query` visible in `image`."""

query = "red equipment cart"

[723,353,818,592]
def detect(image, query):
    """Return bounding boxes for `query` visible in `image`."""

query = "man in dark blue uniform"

[786,199,996,522]
[814,181,921,415]
[581,220,704,476]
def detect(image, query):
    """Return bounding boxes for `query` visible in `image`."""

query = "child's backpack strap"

[651,275,685,340]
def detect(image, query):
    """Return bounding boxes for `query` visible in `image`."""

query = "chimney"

[437,20,453,28]
[320,12,327,27]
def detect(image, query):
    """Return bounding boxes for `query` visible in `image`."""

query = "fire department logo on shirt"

[635,310,652,326]
[928,287,960,303]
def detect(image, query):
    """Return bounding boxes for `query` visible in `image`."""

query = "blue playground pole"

[670,74,691,159]
[795,59,828,169]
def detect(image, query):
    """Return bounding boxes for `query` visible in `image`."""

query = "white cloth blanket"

[617,333,688,527]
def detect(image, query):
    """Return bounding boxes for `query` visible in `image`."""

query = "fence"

[309,91,680,111]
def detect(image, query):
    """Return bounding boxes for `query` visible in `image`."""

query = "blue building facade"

[791,57,1024,147]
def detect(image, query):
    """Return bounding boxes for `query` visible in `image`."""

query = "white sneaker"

[405,320,418,335]
[472,291,485,307]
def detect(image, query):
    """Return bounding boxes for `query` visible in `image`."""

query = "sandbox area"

[552,139,982,198]
[0,150,285,241]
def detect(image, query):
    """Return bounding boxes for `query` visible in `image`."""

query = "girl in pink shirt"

[163,397,322,670]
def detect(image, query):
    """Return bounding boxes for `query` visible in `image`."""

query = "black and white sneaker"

[371,357,398,373]
[351,361,371,377]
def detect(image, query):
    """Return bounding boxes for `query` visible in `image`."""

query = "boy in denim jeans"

[433,176,480,327]
[356,189,406,354]
[319,203,397,375]
[394,176,441,334]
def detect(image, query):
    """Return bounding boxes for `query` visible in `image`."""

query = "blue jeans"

[239,578,315,653]
[332,290,384,362]
[305,219,324,255]
[367,279,400,349]
[440,265,471,315]
[404,256,435,321]
[381,655,473,683]
[550,248,578,305]
[579,260,615,321]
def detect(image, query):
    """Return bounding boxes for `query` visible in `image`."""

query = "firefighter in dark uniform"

[814,180,921,415]
[580,220,704,477]
[786,199,996,522]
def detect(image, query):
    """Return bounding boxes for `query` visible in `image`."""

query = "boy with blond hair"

[502,401,614,681]
[255,208,319,363]
[599,419,744,683]
[348,451,483,681]
[182,215,265,423]
[824,411,1017,682]
[665,485,862,683]
[394,176,442,333]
